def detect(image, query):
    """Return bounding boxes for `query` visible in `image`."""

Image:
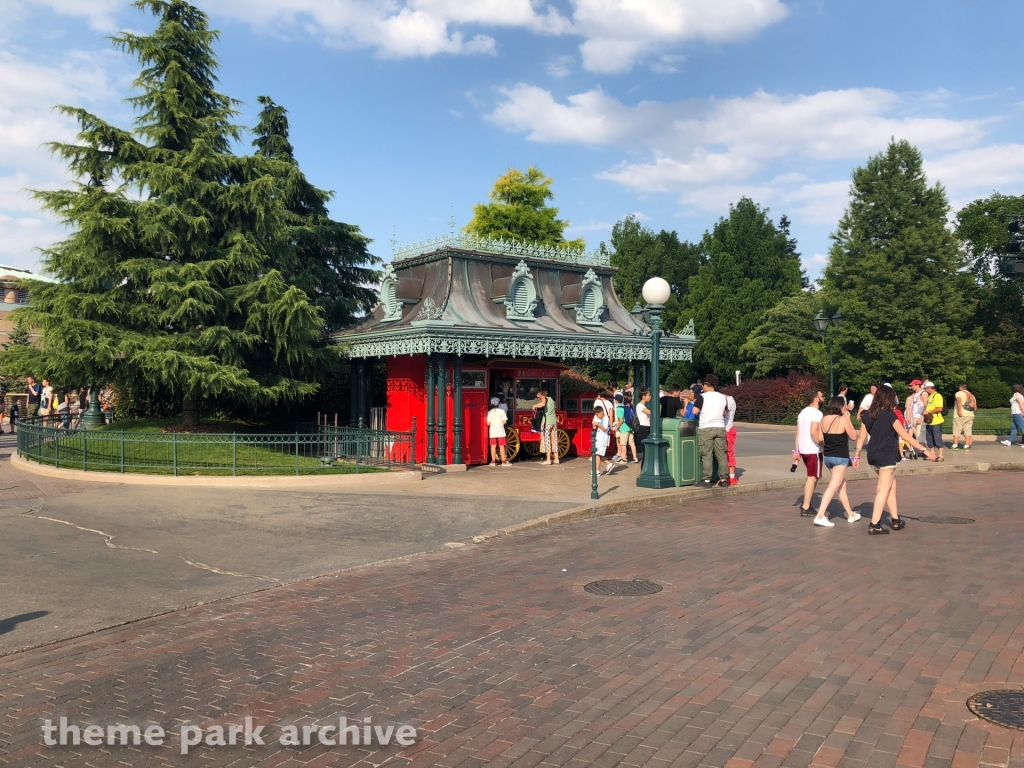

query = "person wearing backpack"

[951,383,977,451]
[613,393,639,464]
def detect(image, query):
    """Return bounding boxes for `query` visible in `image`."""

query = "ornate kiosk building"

[332,235,696,467]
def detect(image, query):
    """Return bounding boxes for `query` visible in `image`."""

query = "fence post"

[120,431,125,473]
[83,429,88,472]
[410,416,417,469]
[232,433,237,477]
[591,426,599,500]
[172,432,177,476]
[295,432,299,476]
[55,428,60,470]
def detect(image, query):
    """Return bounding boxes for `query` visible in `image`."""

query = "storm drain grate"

[916,516,975,525]
[967,691,1024,730]
[584,579,663,597]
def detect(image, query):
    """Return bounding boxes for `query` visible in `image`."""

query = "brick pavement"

[3,472,1024,767]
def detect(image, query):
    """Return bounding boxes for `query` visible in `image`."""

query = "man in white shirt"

[691,374,729,487]
[795,389,825,516]
[857,384,877,420]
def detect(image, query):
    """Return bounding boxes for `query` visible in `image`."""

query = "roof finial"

[390,226,397,257]
[449,206,455,239]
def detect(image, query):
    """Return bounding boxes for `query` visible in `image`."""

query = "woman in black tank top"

[854,385,933,535]
[813,397,861,527]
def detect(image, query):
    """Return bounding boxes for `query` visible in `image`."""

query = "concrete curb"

[470,459,1024,543]
[8,452,422,488]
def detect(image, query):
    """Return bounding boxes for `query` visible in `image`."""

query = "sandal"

[890,518,906,531]
[868,522,890,535]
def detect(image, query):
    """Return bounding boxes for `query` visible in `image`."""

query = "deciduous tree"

[464,166,584,249]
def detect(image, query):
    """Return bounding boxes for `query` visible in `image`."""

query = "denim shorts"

[823,456,850,469]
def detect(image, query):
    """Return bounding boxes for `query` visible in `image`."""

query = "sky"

[2,0,1023,281]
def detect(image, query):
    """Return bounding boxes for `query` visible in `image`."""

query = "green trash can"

[662,417,683,487]
[678,418,701,486]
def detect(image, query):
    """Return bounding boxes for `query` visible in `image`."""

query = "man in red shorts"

[795,389,824,516]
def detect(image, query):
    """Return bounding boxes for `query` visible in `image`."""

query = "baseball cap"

[490,397,500,406]
[909,379,922,386]
[923,380,935,388]
[614,393,624,402]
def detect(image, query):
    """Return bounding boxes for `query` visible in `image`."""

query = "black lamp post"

[812,311,843,398]
[636,277,675,489]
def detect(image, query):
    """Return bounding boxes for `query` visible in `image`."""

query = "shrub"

[971,366,1013,409]
[722,372,826,418]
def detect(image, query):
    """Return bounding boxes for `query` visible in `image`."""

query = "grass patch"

[22,427,393,476]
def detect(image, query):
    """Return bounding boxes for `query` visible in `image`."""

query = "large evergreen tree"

[6,0,326,427]
[605,215,700,333]
[683,198,806,380]
[740,291,826,378]
[252,97,380,331]
[821,140,982,391]
[464,166,584,249]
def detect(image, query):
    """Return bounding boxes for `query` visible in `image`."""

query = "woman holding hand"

[854,385,934,535]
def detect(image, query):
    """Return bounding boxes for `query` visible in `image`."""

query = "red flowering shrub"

[722,372,826,423]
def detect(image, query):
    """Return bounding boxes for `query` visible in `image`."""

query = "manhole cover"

[916,516,975,525]
[967,691,1024,730]
[583,579,663,597]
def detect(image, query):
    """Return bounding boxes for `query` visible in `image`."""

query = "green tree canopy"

[955,193,1024,370]
[740,290,826,378]
[604,215,700,333]
[252,96,380,332]
[821,139,982,391]
[5,0,329,427]
[683,198,806,380]
[464,166,584,249]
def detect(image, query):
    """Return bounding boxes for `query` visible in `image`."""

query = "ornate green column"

[452,355,463,465]
[425,354,436,464]
[436,355,448,466]
[632,361,642,400]
[637,300,674,489]
[81,384,105,429]
[348,360,358,427]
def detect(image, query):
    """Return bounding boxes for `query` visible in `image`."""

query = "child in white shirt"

[486,397,511,466]
[593,406,613,475]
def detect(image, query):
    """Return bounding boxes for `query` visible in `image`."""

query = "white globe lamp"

[642,277,671,306]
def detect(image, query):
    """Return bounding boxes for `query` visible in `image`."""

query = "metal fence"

[16,419,417,476]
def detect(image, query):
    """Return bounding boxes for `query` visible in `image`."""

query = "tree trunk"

[181,394,199,429]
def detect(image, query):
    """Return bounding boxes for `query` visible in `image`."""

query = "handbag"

[531,409,544,432]
[923,413,933,425]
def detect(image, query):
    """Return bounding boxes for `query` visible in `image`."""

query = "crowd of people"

[795,377,1024,535]
[0,376,110,433]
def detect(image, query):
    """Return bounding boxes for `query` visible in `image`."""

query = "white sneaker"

[813,517,835,527]
[847,513,861,523]
[604,465,615,475]
[1001,440,1012,446]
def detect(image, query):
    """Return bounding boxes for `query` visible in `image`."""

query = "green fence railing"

[16,419,417,476]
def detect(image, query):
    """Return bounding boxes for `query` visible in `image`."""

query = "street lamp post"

[636,277,675,489]
[812,311,843,398]
[81,383,105,429]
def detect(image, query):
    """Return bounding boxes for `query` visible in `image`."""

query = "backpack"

[625,404,640,431]
[964,392,976,412]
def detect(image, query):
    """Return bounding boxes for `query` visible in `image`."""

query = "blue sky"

[2,0,1023,281]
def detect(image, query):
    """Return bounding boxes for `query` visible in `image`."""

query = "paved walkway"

[3,472,1024,767]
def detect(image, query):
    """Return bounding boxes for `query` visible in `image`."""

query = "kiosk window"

[461,370,486,389]
[516,378,558,411]
[561,399,578,413]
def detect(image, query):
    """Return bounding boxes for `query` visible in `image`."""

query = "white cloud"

[188,0,785,70]
[486,83,1013,224]
[546,55,574,79]
[571,0,788,73]
[22,0,125,31]
[0,48,126,270]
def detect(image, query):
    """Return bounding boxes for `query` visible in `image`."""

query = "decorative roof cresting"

[392,233,610,267]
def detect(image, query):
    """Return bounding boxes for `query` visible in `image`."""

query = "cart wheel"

[557,429,571,460]
[522,440,541,457]
[505,428,521,461]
